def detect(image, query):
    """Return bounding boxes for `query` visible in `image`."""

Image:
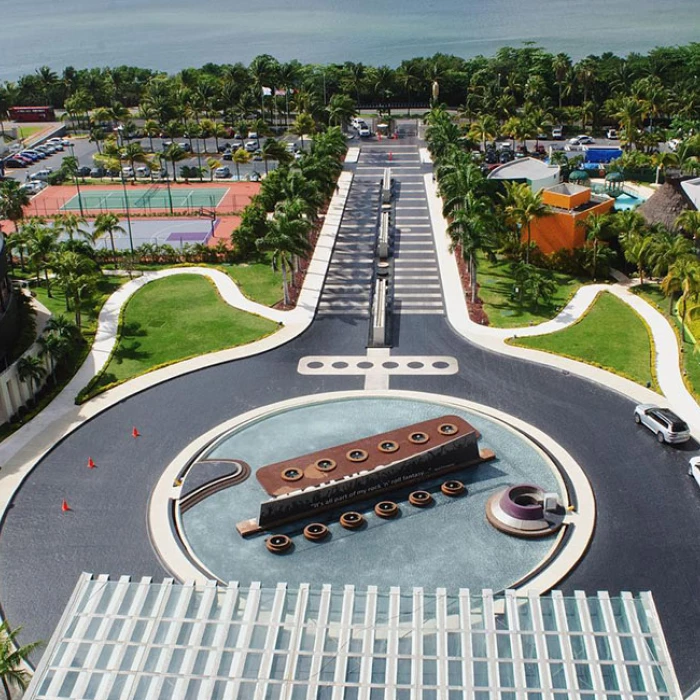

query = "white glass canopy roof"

[24,574,680,700]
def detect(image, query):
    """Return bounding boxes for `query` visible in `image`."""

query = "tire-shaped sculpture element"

[408,431,430,445]
[378,440,399,453]
[303,523,329,541]
[266,534,293,553]
[340,511,365,529]
[441,480,465,496]
[374,501,399,518]
[408,490,433,507]
[315,458,336,472]
[347,448,369,463]
[281,467,303,482]
[438,423,459,436]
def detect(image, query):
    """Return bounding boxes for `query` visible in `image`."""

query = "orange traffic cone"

[132,427,140,438]
[87,457,96,469]
[61,499,71,512]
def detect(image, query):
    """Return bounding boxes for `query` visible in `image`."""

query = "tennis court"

[60,186,229,212]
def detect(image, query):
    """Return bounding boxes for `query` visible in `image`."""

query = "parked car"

[634,404,691,444]
[245,140,258,152]
[4,158,27,168]
[575,135,595,144]
[28,168,53,181]
[136,166,151,178]
[122,166,134,178]
[247,131,258,140]
[358,125,371,137]
[217,143,231,153]
[498,150,514,163]
[222,151,233,161]
[20,181,47,194]
[484,149,498,164]
[18,151,40,162]
[606,128,619,140]
[76,166,92,177]
[46,138,65,150]
[551,125,564,140]
[90,167,106,178]
[231,140,244,150]
[214,166,231,179]
[23,149,47,160]
[177,142,192,152]
[250,171,261,182]
[35,145,55,155]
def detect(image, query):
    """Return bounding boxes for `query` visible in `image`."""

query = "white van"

[552,125,564,140]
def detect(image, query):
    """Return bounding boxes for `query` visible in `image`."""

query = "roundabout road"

[2,137,700,695]
[1,313,699,691]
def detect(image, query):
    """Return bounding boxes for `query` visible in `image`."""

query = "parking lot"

[1,132,302,185]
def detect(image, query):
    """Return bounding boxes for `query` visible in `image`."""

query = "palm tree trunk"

[44,268,52,297]
[2,671,11,698]
[281,264,290,306]
[109,232,117,267]
[526,223,532,265]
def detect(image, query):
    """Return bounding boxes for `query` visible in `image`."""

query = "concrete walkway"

[0,171,353,487]
[425,173,700,436]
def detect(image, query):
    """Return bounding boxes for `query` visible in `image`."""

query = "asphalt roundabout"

[153,390,594,594]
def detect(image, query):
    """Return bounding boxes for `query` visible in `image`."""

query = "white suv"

[634,404,691,444]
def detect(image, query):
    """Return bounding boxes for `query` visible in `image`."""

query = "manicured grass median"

[477,254,586,328]
[511,292,657,389]
[86,275,278,396]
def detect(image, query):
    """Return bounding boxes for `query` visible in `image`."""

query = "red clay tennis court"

[24,181,260,217]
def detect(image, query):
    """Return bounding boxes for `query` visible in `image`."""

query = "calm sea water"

[1,0,698,81]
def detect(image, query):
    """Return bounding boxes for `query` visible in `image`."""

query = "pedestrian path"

[316,176,380,317]
[359,144,445,316]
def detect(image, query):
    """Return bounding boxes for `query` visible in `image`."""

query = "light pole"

[119,171,135,263]
[69,143,85,217]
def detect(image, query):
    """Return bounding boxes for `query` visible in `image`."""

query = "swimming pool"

[614,192,646,211]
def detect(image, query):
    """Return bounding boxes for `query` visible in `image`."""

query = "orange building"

[528,183,615,254]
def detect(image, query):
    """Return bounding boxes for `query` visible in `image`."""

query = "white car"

[634,404,691,444]
[28,168,53,181]
[576,135,595,144]
[689,457,700,488]
[358,125,371,137]
[606,129,619,140]
[20,181,46,195]
[551,126,564,140]
[136,166,151,178]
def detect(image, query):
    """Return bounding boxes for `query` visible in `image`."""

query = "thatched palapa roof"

[638,178,694,230]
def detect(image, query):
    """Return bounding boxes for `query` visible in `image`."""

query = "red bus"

[8,106,56,122]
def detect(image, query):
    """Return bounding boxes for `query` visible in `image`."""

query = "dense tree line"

[1,45,699,139]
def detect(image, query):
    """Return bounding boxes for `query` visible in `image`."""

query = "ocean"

[0,0,698,81]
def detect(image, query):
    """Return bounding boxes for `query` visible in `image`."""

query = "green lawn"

[221,261,283,307]
[477,254,587,328]
[634,284,700,400]
[511,292,657,389]
[17,125,43,140]
[85,275,278,396]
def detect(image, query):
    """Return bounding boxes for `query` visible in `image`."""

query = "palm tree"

[260,138,292,175]
[38,332,68,384]
[0,180,30,232]
[162,143,188,183]
[120,142,150,182]
[94,212,125,266]
[231,148,253,181]
[326,93,357,129]
[468,113,498,153]
[552,53,572,109]
[580,213,614,281]
[290,113,316,150]
[51,251,98,328]
[662,258,700,340]
[0,621,42,698]
[24,219,58,295]
[256,213,311,305]
[648,229,693,278]
[17,355,46,405]
[676,211,700,250]
[621,231,653,285]
[447,193,494,303]
[501,182,551,264]
[52,213,87,243]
